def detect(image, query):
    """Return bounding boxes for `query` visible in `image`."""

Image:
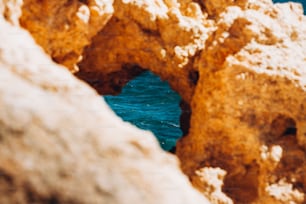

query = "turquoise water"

[104,0,304,151]
[273,0,306,13]
[104,71,182,151]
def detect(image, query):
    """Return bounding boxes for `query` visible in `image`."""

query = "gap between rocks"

[103,69,185,152]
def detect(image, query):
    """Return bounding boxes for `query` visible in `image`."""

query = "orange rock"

[77,0,215,102]
[19,0,114,72]
[177,2,306,203]
[77,0,306,203]
[1,0,306,203]
[0,9,210,204]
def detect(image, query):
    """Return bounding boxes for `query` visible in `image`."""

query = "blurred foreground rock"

[0,3,210,204]
[1,0,306,203]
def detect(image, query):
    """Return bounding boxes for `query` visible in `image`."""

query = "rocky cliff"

[0,1,209,204]
[1,0,306,203]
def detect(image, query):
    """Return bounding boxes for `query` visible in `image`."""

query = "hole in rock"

[269,115,297,141]
[104,71,183,151]
[282,126,297,136]
[79,0,89,4]
[266,114,306,192]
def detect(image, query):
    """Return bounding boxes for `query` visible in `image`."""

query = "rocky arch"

[75,1,306,203]
[75,0,207,149]
[14,0,306,203]
[76,8,206,102]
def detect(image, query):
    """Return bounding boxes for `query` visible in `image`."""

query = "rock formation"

[77,0,215,102]
[177,2,306,203]
[1,0,306,203]
[0,1,210,204]
[20,0,114,71]
[75,1,306,202]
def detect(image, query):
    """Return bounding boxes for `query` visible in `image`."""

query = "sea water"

[273,0,306,11]
[104,0,305,151]
[104,71,182,151]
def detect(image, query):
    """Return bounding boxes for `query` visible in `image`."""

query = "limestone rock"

[193,167,233,204]
[77,0,215,102]
[177,1,306,203]
[75,0,306,203]
[2,0,306,203]
[0,0,23,25]
[0,13,210,204]
[19,0,114,71]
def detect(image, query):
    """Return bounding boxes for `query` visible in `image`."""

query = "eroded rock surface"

[0,0,23,25]
[177,1,306,203]
[1,0,306,203]
[0,6,210,204]
[77,0,215,102]
[76,0,306,203]
[19,0,114,71]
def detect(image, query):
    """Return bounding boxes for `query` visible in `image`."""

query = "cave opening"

[104,70,183,151]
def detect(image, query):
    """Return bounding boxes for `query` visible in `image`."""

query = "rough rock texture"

[19,0,114,71]
[0,6,210,204]
[0,0,23,25]
[177,1,306,203]
[75,0,306,203]
[77,0,215,102]
[2,0,306,203]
